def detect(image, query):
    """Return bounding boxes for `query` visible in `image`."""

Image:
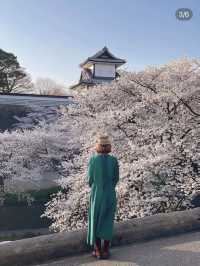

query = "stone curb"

[0,207,200,266]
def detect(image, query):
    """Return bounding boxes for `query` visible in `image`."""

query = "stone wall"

[0,207,199,266]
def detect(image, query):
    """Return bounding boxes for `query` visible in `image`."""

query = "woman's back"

[89,154,118,191]
[86,135,119,252]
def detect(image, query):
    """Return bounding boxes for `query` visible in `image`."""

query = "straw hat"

[96,135,111,145]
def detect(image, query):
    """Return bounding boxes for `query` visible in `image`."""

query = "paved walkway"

[36,231,200,266]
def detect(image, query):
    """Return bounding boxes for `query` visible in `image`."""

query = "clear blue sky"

[0,0,199,87]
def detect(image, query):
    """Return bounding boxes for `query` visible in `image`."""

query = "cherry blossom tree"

[0,58,199,231]
[42,58,200,232]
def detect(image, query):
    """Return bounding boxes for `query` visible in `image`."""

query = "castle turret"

[71,47,126,90]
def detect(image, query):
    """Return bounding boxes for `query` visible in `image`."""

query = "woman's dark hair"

[95,143,111,154]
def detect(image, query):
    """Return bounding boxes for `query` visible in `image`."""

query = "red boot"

[102,239,110,259]
[92,237,102,259]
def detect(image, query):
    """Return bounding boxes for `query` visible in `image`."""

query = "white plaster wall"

[95,63,115,78]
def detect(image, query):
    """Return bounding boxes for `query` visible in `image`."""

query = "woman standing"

[86,135,119,259]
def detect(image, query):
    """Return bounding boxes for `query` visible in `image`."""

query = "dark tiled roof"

[80,46,126,67]
[0,92,73,99]
[79,68,93,82]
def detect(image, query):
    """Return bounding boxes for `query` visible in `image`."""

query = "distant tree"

[34,78,67,96]
[0,48,32,93]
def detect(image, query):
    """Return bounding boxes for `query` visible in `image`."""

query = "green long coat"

[86,153,119,246]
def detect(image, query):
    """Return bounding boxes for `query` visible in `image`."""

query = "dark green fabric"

[86,153,119,246]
